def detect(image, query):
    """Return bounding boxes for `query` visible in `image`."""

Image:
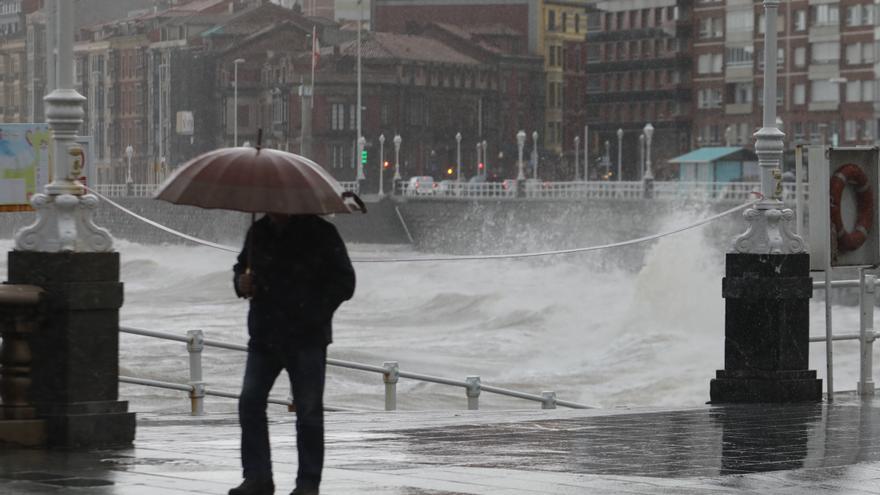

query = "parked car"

[406,176,436,195]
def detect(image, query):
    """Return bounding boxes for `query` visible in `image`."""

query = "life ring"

[830,163,874,253]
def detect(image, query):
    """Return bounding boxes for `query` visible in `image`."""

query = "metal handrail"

[119,326,594,414]
[118,375,362,412]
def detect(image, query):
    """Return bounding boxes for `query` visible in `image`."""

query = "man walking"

[229,213,355,495]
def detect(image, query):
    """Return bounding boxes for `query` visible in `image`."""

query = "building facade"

[693,0,875,174]
[585,0,693,180]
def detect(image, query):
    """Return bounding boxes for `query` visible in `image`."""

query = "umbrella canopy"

[155,146,365,215]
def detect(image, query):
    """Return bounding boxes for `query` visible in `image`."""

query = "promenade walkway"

[3,396,880,494]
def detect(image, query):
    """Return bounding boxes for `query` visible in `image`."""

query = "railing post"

[186,330,205,416]
[383,361,399,411]
[859,273,876,396]
[465,375,481,410]
[541,391,557,410]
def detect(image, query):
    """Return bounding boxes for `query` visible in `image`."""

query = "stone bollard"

[0,284,47,446]
[710,253,822,402]
[7,251,135,448]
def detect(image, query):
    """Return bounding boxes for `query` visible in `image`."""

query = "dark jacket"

[233,215,355,347]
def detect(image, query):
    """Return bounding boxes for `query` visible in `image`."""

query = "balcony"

[808,101,839,112]
[725,103,752,115]
[724,64,754,82]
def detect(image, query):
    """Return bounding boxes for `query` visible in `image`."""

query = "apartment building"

[693,0,875,156]
[585,0,693,180]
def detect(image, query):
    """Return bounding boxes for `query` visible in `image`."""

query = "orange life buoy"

[830,163,874,253]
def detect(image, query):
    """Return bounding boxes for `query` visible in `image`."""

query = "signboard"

[809,146,880,269]
[176,111,194,135]
[0,123,52,211]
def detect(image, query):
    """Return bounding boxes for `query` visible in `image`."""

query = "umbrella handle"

[342,191,367,213]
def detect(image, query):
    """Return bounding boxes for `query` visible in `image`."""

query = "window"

[794,46,806,67]
[548,10,556,31]
[731,82,753,104]
[812,42,840,63]
[846,5,874,26]
[699,17,723,38]
[794,10,807,31]
[562,12,567,32]
[698,54,711,74]
[697,88,722,108]
[811,80,839,102]
[349,104,356,129]
[794,84,806,105]
[331,143,345,168]
[726,10,754,34]
[575,14,580,33]
[847,81,861,102]
[846,120,857,141]
[811,4,839,26]
[726,46,754,67]
[846,43,862,65]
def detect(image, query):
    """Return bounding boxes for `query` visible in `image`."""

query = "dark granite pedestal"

[5,251,135,448]
[710,253,822,403]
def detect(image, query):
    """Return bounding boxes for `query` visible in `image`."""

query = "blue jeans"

[238,341,326,489]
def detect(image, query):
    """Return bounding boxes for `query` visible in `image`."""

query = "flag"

[311,26,320,72]
[311,25,319,108]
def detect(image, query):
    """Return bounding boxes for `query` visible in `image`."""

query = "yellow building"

[538,0,590,155]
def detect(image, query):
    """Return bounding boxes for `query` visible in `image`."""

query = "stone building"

[584,0,693,180]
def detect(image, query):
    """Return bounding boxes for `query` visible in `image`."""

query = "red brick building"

[291,27,544,190]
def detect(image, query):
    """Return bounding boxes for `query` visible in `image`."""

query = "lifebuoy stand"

[808,146,880,270]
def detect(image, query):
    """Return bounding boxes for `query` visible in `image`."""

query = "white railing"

[811,274,877,398]
[119,326,593,416]
[394,180,808,202]
[87,181,806,202]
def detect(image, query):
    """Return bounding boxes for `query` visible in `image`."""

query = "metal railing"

[393,180,807,202]
[119,326,593,416]
[811,274,876,397]
[91,181,360,198]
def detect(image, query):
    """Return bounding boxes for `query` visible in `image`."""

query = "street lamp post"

[516,130,526,181]
[393,134,401,188]
[378,134,385,197]
[158,62,167,183]
[475,142,481,178]
[639,134,645,178]
[482,139,487,176]
[355,0,364,184]
[574,135,580,181]
[531,131,538,179]
[125,145,133,185]
[357,136,366,181]
[455,132,462,182]
[616,128,623,182]
[643,123,654,198]
[711,0,813,405]
[233,58,245,146]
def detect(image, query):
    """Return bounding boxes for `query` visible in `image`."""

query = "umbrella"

[154,143,366,215]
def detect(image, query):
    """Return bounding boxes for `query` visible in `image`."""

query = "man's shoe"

[290,487,319,495]
[228,478,275,495]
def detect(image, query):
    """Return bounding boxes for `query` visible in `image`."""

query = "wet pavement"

[4,398,880,494]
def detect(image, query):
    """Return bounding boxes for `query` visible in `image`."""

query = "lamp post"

[125,145,133,184]
[711,0,813,405]
[516,130,526,180]
[604,140,610,178]
[639,133,645,178]
[378,134,385,197]
[583,124,589,180]
[393,134,402,182]
[616,128,623,181]
[482,139,487,176]
[357,136,366,181]
[574,135,580,181]
[158,62,167,181]
[531,131,539,179]
[643,123,654,180]
[475,141,481,178]
[355,0,364,184]
[455,132,462,182]
[233,58,245,146]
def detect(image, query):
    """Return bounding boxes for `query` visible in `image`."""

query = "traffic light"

[478,162,484,171]
[361,150,368,165]
[383,161,390,169]
[447,167,454,176]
